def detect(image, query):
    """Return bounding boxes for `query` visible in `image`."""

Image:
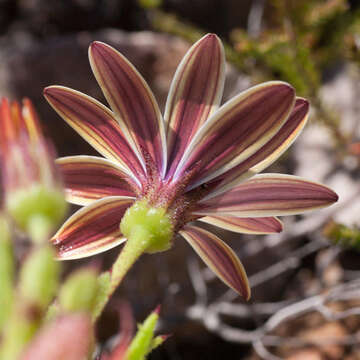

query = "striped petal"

[194,174,338,217]
[52,197,134,260]
[44,86,145,185]
[89,41,166,175]
[180,225,250,299]
[165,34,225,178]
[199,216,283,234]
[174,82,296,188]
[57,156,138,206]
[205,97,309,198]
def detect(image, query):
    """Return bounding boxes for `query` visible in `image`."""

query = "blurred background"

[1,0,360,359]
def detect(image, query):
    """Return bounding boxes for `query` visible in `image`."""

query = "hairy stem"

[93,226,151,320]
[110,226,150,293]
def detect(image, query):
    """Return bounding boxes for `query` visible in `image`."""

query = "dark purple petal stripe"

[194,174,338,217]
[205,98,309,196]
[165,34,225,178]
[180,225,250,299]
[199,215,283,234]
[89,42,166,174]
[57,156,137,206]
[175,82,295,188]
[44,86,146,185]
[52,197,134,260]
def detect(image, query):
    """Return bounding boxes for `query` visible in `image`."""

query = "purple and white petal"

[89,42,167,175]
[165,34,225,178]
[44,86,145,185]
[199,215,283,234]
[57,156,138,206]
[194,174,338,217]
[180,225,250,299]
[174,82,295,188]
[205,97,309,198]
[52,197,134,260]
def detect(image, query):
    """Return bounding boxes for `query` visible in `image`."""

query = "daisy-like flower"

[44,34,338,301]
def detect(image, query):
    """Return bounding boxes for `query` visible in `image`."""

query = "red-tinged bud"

[20,314,92,360]
[0,98,67,242]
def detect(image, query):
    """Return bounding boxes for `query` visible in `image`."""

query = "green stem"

[110,226,150,293]
[0,216,14,333]
[93,200,174,320]
[93,226,151,320]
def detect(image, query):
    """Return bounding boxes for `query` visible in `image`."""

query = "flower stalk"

[94,200,174,317]
[111,200,174,292]
[93,237,148,320]
[109,228,149,294]
[92,237,146,320]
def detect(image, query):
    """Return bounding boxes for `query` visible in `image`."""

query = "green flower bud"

[59,267,99,313]
[7,185,67,244]
[19,245,60,311]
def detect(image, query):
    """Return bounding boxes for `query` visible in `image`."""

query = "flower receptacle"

[120,200,174,254]
[99,200,174,312]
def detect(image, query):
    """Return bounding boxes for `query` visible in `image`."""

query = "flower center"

[120,200,174,254]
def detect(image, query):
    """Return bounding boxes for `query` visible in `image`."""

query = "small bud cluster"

[0,98,67,242]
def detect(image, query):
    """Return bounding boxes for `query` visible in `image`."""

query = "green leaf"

[126,310,159,360]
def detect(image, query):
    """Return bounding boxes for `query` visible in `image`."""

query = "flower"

[0,98,67,242]
[44,34,338,300]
